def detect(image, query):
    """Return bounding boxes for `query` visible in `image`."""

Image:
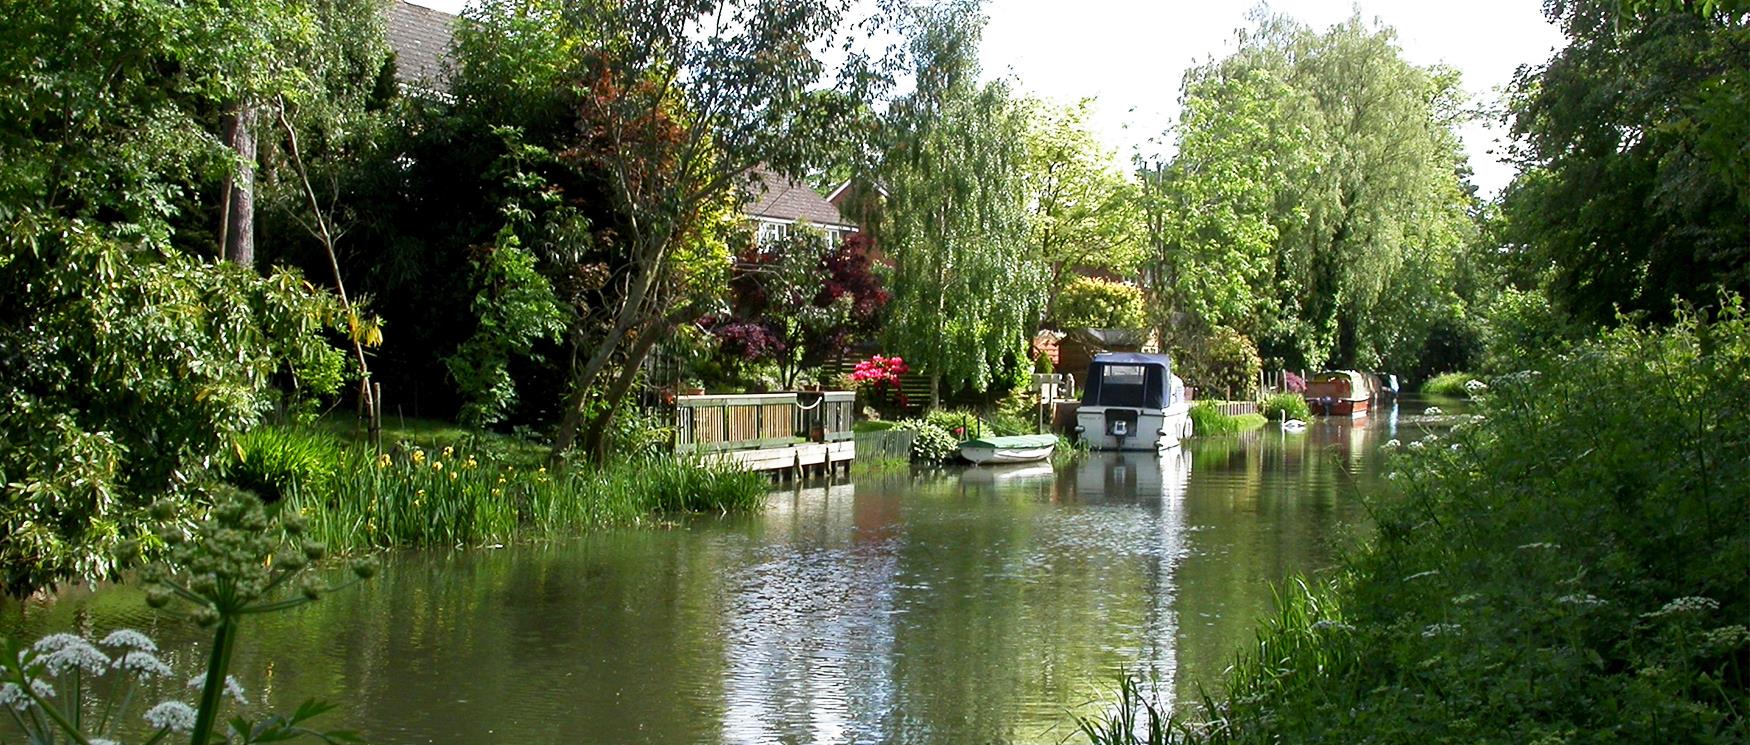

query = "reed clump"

[264,437,765,551]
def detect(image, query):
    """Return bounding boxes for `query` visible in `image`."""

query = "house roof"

[385,1,456,87]
[745,166,853,228]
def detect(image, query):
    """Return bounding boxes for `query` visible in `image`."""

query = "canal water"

[3,401,1440,744]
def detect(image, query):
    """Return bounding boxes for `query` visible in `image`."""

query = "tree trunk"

[220,104,256,268]
[578,321,667,464]
[552,256,663,459]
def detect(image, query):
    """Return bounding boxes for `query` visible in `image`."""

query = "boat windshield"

[1083,358,1170,409]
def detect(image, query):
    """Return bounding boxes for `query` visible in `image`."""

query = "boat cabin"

[1081,353,1178,410]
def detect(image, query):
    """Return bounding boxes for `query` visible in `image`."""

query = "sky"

[408,0,1566,196]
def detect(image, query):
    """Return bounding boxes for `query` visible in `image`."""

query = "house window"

[756,221,788,249]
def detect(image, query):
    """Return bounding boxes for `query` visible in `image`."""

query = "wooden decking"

[699,441,855,478]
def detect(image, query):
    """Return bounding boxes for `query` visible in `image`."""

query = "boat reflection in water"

[1070,449,1193,504]
[957,461,1057,488]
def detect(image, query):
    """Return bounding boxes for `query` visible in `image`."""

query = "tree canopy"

[1143,13,1479,377]
[1501,0,1749,327]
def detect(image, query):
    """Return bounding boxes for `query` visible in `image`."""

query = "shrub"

[1181,326,1262,399]
[895,419,959,464]
[924,408,984,438]
[1259,393,1311,422]
[1054,276,1147,329]
[1420,371,1478,397]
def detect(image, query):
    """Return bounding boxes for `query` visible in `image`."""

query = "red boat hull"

[1308,397,1370,417]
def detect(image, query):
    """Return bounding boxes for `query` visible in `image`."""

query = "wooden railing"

[674,391,858,453]
[798,391,855,443]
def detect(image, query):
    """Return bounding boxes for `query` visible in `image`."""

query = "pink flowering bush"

[851,354,908,391]
[1284,370,1307,393]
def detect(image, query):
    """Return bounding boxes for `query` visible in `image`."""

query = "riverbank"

[1087,307,1750,743]
[1189,401,1266,436]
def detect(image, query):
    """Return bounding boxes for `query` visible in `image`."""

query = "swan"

[1282,419,1307,433]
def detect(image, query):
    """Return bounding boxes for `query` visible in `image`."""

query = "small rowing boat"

[958,434,1058,465]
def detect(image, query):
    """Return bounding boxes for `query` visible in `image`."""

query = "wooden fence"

[853,429,915,463]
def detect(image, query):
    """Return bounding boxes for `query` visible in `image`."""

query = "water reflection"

[5,411,1413,744]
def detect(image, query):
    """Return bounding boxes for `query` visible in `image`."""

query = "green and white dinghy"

[957,434,1058,465]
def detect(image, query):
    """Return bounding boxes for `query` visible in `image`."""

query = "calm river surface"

[4,401,1446,744]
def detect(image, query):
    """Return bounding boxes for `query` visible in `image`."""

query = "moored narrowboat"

[1306,370,1371,417]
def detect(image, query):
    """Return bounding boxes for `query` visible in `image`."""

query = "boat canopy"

[1081,352,1173,409]
[1307,370,1368,400]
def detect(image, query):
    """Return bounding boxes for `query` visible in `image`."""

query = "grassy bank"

[1086,305,1750,743]
[235,428,767,551]
[1189,401,1266,436]
[1419,370,1478,397]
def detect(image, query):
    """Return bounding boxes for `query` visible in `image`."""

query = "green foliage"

[445,229,567,428]
[882,0,1046,399]
[1145,299,1750,744]
[2,490,370,745]
[1419,371,1478,398]
[602,407,675,462]
[894,419,960,464]
[1146,14,1479,374]
[1054,276,1147,329]
[1188,402,1264,437]
[1188,401,1239,436]
[1476,283,1578,375]
[0,220,349,596]
[1503,1,1749,328]
[924,408,985,438]
[230,427,343,504]
[1050,433,1089,467]
[1022,98,1145,314]
[1178,326,1261,399]
[1258,393,1311,422]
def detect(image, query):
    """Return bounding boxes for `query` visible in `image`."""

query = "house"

[745,166,859,249]
[384,1,456,95]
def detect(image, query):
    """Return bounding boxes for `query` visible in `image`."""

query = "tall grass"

[1258,393,1311,421]
[278,441,766,551]
[1076,674,1182,745]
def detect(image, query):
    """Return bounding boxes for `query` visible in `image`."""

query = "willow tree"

[1147,13,1477,375]
[879,0,1044,404]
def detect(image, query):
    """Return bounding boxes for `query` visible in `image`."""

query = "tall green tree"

[880,0,1044,403]
[1502,0,1749,328]
[1021,98,1144,321]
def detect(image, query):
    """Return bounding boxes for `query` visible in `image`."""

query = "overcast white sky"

[409,0,1565,196]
